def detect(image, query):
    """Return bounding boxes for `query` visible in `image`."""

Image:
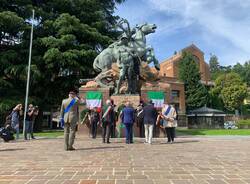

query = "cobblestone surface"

[1,136,250,184]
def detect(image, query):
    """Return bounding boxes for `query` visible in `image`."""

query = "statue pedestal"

[110,94,140,138]
[78,87,111,136]
[111,94,140,108]
[77,86,172,138]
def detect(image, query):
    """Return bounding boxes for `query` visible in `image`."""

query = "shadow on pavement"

[0,148,26,152]
[77,146,124,151]
[159,140,200,144]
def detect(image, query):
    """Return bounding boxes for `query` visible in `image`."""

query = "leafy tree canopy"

[212,72,247,111]
[0,0,125,122]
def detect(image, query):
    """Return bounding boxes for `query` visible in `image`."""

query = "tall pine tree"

[179,52,208,111]
[0,0,125,123]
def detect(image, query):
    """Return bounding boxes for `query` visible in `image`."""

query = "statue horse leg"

[146,47,160,71]
[93,48,115,72]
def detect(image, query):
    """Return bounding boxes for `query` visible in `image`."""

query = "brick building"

[159,44,211,84]
[154,44,211,115]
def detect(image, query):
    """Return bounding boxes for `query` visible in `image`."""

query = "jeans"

[24,120,32,139]
[165,127,175,142]
[12,123,19,139]
[91,120,97,138]
[30,121,35,138]
[125,123,133,144]
[16,126,19,139]
[144,124,154,144]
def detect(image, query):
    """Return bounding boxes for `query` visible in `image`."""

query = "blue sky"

[115,0,250,66]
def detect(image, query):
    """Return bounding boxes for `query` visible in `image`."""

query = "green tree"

[212,72,247,112]
[179,52,208,111]
[209,54,219,74]
[208,89,224,110]
[232,61,250,86]
[208,54,233,81]
[0,0,125,123]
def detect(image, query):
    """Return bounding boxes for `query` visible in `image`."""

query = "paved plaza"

[1,135,250,184]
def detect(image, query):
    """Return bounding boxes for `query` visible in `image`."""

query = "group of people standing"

[1,103,39,141]
[60,90,178,151]
[122,100,177,144]
[87,99,116,143]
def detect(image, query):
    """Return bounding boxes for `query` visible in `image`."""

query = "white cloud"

[147,0,250,57]
[115,0,250,65]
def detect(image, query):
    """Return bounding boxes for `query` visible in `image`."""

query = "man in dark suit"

[120,101,135,144]
[102,99,115,143]
[136,102,144,138]
[142,100,157,144]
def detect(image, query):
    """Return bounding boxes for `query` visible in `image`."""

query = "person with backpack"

[10,104,23,139]
[161,103,177,143]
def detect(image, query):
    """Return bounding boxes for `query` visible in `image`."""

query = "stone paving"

[1,135,250,184]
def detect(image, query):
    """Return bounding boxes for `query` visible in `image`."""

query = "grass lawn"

[34,130,64,138]
[176,128,250,136]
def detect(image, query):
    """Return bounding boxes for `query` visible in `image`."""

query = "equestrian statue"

[93,19,160,94]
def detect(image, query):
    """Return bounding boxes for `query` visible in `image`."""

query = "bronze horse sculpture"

[93,22,160,72]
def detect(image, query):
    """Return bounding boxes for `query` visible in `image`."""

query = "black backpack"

[0,126,15,142]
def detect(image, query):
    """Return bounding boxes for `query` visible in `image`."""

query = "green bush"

[236,119,250,126]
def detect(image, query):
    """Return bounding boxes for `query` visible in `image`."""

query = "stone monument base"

[111,94,140,108]
[77,85,171,138]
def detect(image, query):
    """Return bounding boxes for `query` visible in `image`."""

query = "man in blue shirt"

[120,102,135,144]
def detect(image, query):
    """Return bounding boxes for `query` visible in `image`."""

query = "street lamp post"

[23,9,35,137]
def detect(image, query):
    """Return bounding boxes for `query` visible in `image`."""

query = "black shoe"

[31,137,36,139]
[107,141,111,144]
[68,147,76,151]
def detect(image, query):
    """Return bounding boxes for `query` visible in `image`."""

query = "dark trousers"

[125,124,133,144]
[102,121,111,142]
[138,120,145,138]
[30,121,35,138]
[91,120,97,138]
[110,124,116,138]
[165,127,175,142]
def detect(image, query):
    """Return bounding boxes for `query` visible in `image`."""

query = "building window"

[171,90,179,97]
[193,55,200,64]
